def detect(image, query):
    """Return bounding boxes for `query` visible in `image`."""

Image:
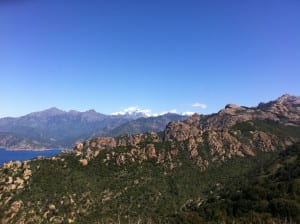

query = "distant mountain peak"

[257,94,300,111]
[276,93,298,103]
[46,107,64,113]
[28,107,65,117]
[278,93,293,99]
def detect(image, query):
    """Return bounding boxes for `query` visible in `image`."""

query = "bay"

[0,148,62,165]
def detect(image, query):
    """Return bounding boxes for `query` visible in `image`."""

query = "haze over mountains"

[0,108,186,149]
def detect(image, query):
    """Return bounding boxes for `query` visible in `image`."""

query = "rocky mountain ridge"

[165,94,300,141]
[74,94,299,169]
[0,109,186,149]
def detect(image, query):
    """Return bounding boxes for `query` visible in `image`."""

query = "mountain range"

[0,94,299,223]
[0,108,186,149]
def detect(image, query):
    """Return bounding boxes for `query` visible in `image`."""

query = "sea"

[0,148,62,166]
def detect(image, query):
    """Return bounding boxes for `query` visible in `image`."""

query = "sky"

[0,0,299,117]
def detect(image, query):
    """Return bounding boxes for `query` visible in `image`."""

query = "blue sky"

[0,0,299,117]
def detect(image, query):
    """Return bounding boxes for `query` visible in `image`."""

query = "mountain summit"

[27,107,66,117]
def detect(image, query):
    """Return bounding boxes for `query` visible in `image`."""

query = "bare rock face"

[207,131,256,161]
[146,144,156,158]
[48,204,56,210]
[164,116,202,142]
[74,132,164,165]
[74,142,83,151]
[225,104,240,109]
[257,94,300,124]
[75,137,116,153]
[165,94,300,141]
[162,94,300,167]
[74,137,117,162]
[117,132,161,146]
[95,137,117,149]
[79,159,88,166]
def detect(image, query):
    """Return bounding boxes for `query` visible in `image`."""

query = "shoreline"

[0,148,68,152]
[0,148,67,166]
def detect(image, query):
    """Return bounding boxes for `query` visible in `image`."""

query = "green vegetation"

[231,120,300,139]
[179,143,300,224]
[6,141,298,223]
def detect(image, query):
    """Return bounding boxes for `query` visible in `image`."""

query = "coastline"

[4,148,62,152]
[0,148,66,166]
[0,147,70,152]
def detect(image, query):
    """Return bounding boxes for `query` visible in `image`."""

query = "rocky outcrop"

[225,104,240,109]
[72,94,299,170]
[74,137,117,162]
[146,144,157,158]
[160,95,300,168]
[74,133,169,167]
[0,160,33,223]
[116,132,161,146]
[164,117,202,142]
[165,95,299,143]
[257,94,300,125]
[165,95,299,137]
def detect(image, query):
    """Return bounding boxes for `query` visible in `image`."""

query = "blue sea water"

[0,148,62,165]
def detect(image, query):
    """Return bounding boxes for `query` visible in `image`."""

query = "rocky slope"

[0,94,299,223]
[75,94,300,169]
[165,94,300,141]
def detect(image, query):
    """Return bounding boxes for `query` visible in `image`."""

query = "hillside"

[191,142,300,223]
[0,132,49,150]
[0,94,299,223]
